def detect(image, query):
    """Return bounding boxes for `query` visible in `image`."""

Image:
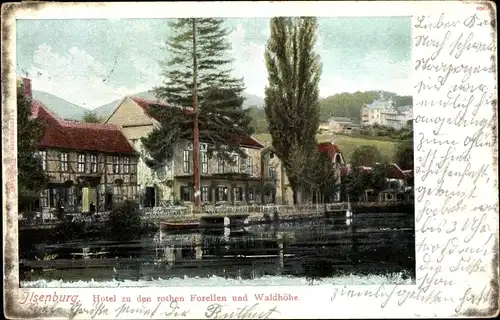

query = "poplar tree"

[264,17,322,204]
[17,82,48,211]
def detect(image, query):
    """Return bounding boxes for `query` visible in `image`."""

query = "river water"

[20,214,415,287]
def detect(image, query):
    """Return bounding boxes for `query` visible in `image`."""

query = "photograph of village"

[17,16,414,287]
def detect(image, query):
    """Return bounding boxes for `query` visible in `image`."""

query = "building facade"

[327,117,360,133]
[23,78,139,213]
[261,148,293,205]
[360,93,412,129]
[261,141,346,205]
[105,96,268,207]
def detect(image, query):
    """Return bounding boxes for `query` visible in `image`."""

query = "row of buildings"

[317,93,413,135]
[318,117,360,134]
[360,93,413,129]
[21,78,347,214]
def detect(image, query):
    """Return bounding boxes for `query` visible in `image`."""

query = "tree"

[141,18,253,210]
[342,167,371,202]
[309,151,339,203]
[264,17,322,204]
[107,200,144,240]
[17,82,48,211]
[248,106,268,133]
[370,163,388,193]
[82,111,102,123]
[350,145,383,167]
[394,140,414,170]
[342,165,386,202]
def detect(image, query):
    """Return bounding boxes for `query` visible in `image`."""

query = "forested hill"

[249,91,413,133]
[318,91,413,122]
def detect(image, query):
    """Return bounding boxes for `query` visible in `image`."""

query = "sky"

[16,17,411,109]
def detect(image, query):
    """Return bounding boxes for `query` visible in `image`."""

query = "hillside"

[93,91,265,119]
[318,91,413,122]
[243,93,265,108]
[31,91,87,120]
[254,132,400,163]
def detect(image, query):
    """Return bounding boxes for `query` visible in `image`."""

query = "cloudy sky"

[16,17,411,109]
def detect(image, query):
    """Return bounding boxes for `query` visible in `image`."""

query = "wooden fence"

[19,203,350,227]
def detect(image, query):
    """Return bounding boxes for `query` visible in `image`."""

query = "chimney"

[22,78,32,98]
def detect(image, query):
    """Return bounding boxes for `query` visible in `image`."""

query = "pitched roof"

[331,117,356,124]
[341,163,411,180]
[385,163,408,180]
[130,97,194,120]
[364,99,393,110]
[32,100,136,154]
[317,142,342,161]
[129,96,263,149]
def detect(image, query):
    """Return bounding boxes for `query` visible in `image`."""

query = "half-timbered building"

[22,78,139,213]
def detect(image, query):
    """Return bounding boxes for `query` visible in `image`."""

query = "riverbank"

[19,215,415,286]
[19,201,414,232]
[21,271,414,288]
[351,201,414,213]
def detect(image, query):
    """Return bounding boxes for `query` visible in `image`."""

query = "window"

[269,152,275,159]
[90,154,98,173]
[60,152,69,171]
[246,157,253,176]
[201,152,208,174]
[216,186,228,202]
[231,154,239,172]
[37,150,47,170]
[183,150,190,173]
[180,186,192,202]
[218,157,225,174]
[269,167,276,180]
[113,156,120,173]
[122,157,130,173]
[240,156,247,173]
[234,187,243,202]
[201,186,209,202]
[77,153,86,173]
[248,187,255,202]
[40,189,49,207]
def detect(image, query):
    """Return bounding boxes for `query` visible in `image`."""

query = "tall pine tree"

[17,81,48,211]
[264,17,322,204]
[141,18,253,209]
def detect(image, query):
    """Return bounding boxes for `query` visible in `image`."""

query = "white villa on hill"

[360,93,412,129]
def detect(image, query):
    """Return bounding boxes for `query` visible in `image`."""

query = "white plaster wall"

[132,139,174,202]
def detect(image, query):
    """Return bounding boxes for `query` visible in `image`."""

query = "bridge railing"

[142,207,192,220]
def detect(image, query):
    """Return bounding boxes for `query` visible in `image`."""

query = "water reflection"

[20,216,415,284]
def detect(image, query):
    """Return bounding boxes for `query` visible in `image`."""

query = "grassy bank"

[253,133,400,162]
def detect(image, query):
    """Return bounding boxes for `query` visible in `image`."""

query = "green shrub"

[107,200,144,240]
[51,220,86,242]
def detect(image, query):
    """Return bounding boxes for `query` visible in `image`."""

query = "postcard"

[2,1,498,319]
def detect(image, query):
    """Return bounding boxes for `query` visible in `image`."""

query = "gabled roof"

[363,99,393,110]
[130,97,194,122]
[121,96,263,149]
[32,100,136,154]
[317,142,342,162]
[342,163,411,180]
[330,117,356,124]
